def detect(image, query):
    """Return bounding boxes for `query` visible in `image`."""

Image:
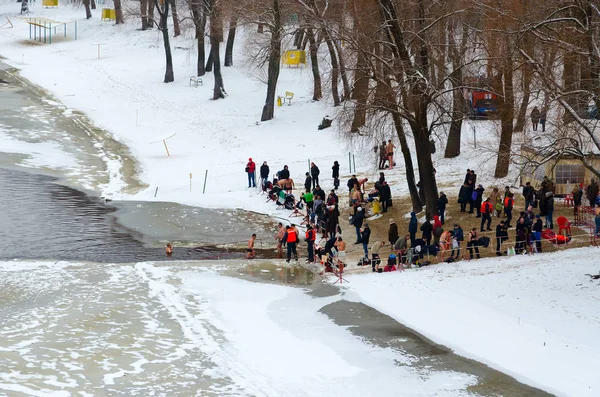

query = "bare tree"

[260,0,282,121]
[171,0,181,37]
[209,0,226,99]
[225,13,238,66]
[190,0,208,76]
[155,0,174,82]
[114,0,125,24]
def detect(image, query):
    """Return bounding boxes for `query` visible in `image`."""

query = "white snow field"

[1,2,599,397]
[343,247,600,397]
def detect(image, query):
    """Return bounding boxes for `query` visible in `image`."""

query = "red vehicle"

[465,89,498,118]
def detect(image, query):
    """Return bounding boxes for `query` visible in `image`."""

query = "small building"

[520,144,600,196]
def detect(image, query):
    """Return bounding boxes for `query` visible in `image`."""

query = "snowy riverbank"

[343,247,600,397]
[2,3,599,397]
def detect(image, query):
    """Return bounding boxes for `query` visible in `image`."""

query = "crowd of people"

[244,154,600,269]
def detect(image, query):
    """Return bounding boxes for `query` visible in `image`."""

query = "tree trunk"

[148,1,155,28]
[83,0,92,19]
[494,62,515,178]
[412,102,439,215]
[323,29,340,106]
[191,0,207,76]
[260,0,281,121]
[306,28,322,101]
[113,0,124,24]
[205,46,214,72]
[445,75,464,158]
[514,65,532,132]
[562,53,578,124]
[156,0,174,83]
[350,48,369,132]
[170,0,181,37]
[293,28,304,49]
[140,0,149,30]
[210,0,225,99]
[333,38,351,101]
[224,15,237,67]
[381,76,422,211]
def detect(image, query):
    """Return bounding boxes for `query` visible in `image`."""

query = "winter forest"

[90,0,600,218]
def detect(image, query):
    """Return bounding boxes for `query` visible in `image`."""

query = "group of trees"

[104,0,600,217]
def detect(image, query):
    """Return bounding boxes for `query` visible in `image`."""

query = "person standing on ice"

[285,224,299,263]
[310,162,320,190]
[304,172,312,192]
[275,222,285,258]
[305,224,316,263]
[260,161,270,188]
[245,158,256,188]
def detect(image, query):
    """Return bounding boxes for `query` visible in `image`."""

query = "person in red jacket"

[305,224,316,263]
[480,198,493,232]
[285,224,299,263]
[246,158,256,188]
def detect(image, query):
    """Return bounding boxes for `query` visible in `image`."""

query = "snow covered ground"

[0,1,517,217]
[2,3,598,397]
[343,247,600,397]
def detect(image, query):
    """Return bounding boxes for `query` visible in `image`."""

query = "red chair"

[564,194,573,207]
[557,216,572,237]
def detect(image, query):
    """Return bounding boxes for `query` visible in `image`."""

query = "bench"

[284,91,294,105]
[189,76,203,87]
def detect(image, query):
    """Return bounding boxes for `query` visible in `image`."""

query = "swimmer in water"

[165,243,173,257]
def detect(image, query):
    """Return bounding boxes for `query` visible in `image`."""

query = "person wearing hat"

[495,220,509,256]
[245,157,256,188]
[353,206,365,244]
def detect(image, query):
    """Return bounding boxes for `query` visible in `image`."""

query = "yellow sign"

[101,8,116,21]
[42,0,59,7]
[282,50,306,66]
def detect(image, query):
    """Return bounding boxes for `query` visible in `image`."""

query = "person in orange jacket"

[285,224,299,263]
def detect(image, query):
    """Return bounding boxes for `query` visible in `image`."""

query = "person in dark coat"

[408,212,418,247]
[347,175,358,192]
[279,165,290,180]
[530,106,541,131]
[259,161,270,188]
[361,223,371,258]
[388,219,399,247]
[310,162,320,190]
[304,173,312,192]
[540,107,547,132]
[532,214,543,253]
[545,191,555,229]
[353,207,365,244]
[495,221,508,256]
[463,169,471,185]
[438,192,448,224]
[379,141,387,169]
[458,183,471,212]
[473,184,485,216]
[588,179,599,207]
[313,185,325,201]
[332,161,340,190]
[522,182,534,210]
[379,181,391,213]
[420,218,433,246]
